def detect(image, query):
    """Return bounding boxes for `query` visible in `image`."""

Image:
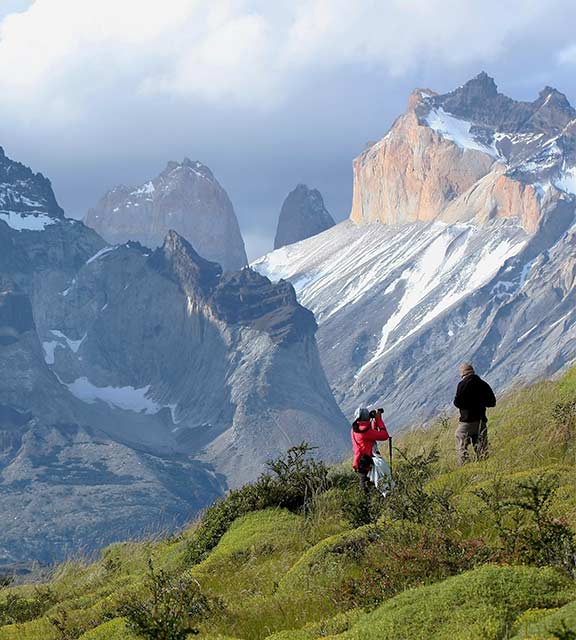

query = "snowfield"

[253,219,533,421]
[254,220,527,349]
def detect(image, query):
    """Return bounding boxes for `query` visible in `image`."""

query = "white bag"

[368,444,394,497]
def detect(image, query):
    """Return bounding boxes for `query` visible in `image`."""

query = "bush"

[185,443,329,565]
[381,447,459,531]
[48,607,106,640]
[0,586,58,625]
[340,482,386,528]
[476,474,576,575]
[550,400,576,447]
[119,560,211,640]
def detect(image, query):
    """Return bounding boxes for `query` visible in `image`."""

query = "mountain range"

[0,147,347,567]
[2,71,576,566]
[254,73,576,424]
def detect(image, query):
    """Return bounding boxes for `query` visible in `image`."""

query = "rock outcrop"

[274,184,335,249]
[85,159,247,271]
[350,73,576,234]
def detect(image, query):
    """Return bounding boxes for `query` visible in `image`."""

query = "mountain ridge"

[0,146,348,565]
[254,74,576,425]
[351,73,576,233]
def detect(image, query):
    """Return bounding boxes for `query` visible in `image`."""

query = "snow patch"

[554,166,576,195]
[42,341,59,365]
[64,378,162,414]
[132,181,155,196]
[63,377,181,422]
[86,246,117,265]
[517,325,538,343]
[0,211,58,231]
[425,108,499,158]
[61,279,75,297]
[49,329,86,353]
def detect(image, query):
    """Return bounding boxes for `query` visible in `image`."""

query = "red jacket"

[351,417,390,470]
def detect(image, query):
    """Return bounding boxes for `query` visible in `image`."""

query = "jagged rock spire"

[274,184,335,250]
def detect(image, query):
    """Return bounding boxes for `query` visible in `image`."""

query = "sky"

[0,1,576,260]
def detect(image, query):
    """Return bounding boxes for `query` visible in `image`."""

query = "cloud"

[0,0,566,124]
[558,44,576,64]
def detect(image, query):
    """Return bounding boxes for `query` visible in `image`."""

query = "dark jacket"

[454,374,496,423]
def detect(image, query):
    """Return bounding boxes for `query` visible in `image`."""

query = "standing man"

[453,363,496,465]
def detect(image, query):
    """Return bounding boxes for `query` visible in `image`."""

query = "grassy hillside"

[2,369,576,640]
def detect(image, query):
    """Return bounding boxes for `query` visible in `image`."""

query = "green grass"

[331,565,574,640]
[1,368,576,640]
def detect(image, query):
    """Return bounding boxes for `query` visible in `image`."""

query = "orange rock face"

[441,167,546,234]
[350,105,495,226]
[349,84,571,235]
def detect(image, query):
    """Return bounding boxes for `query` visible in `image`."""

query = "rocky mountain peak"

[274,184,335,250]
[408,88,437,109]
[211,267,317,345]
[0,147,65,225]
[84,158,247,271]
[149,229,222,298]
[351,74,576,232]
[460,71,498,98]
[161,158,215,183]
[148,229,315,344]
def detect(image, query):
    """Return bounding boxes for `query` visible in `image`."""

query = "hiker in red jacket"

[351,407,389,491]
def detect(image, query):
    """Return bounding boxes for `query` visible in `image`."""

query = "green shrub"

[340,482,385,528]
[550,400,576,449]
[476,474,576,575]
[78,618,137,639]
[0,587,58,626]
[510,600,576,639]
[186,443,329,565]
[378,446,463,537]
[119,560,212,640]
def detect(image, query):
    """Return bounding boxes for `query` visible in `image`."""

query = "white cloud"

[558,44,576,64]
[0,0,563,123]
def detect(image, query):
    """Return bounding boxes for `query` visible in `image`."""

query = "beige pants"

[455,420,488,465]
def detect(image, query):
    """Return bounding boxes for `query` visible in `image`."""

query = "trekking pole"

[388,436,393,477]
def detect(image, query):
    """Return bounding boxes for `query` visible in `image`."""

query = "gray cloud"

[0,1,575,260]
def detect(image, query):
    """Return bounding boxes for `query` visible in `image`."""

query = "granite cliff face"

[274,184,335,250]
[0,148,348,567]
[85,159,247,271]
[350,73,576,234]
[254,75,576,426]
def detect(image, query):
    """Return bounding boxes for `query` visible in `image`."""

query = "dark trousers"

[455,420,488,465]
[356,454,373,492]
